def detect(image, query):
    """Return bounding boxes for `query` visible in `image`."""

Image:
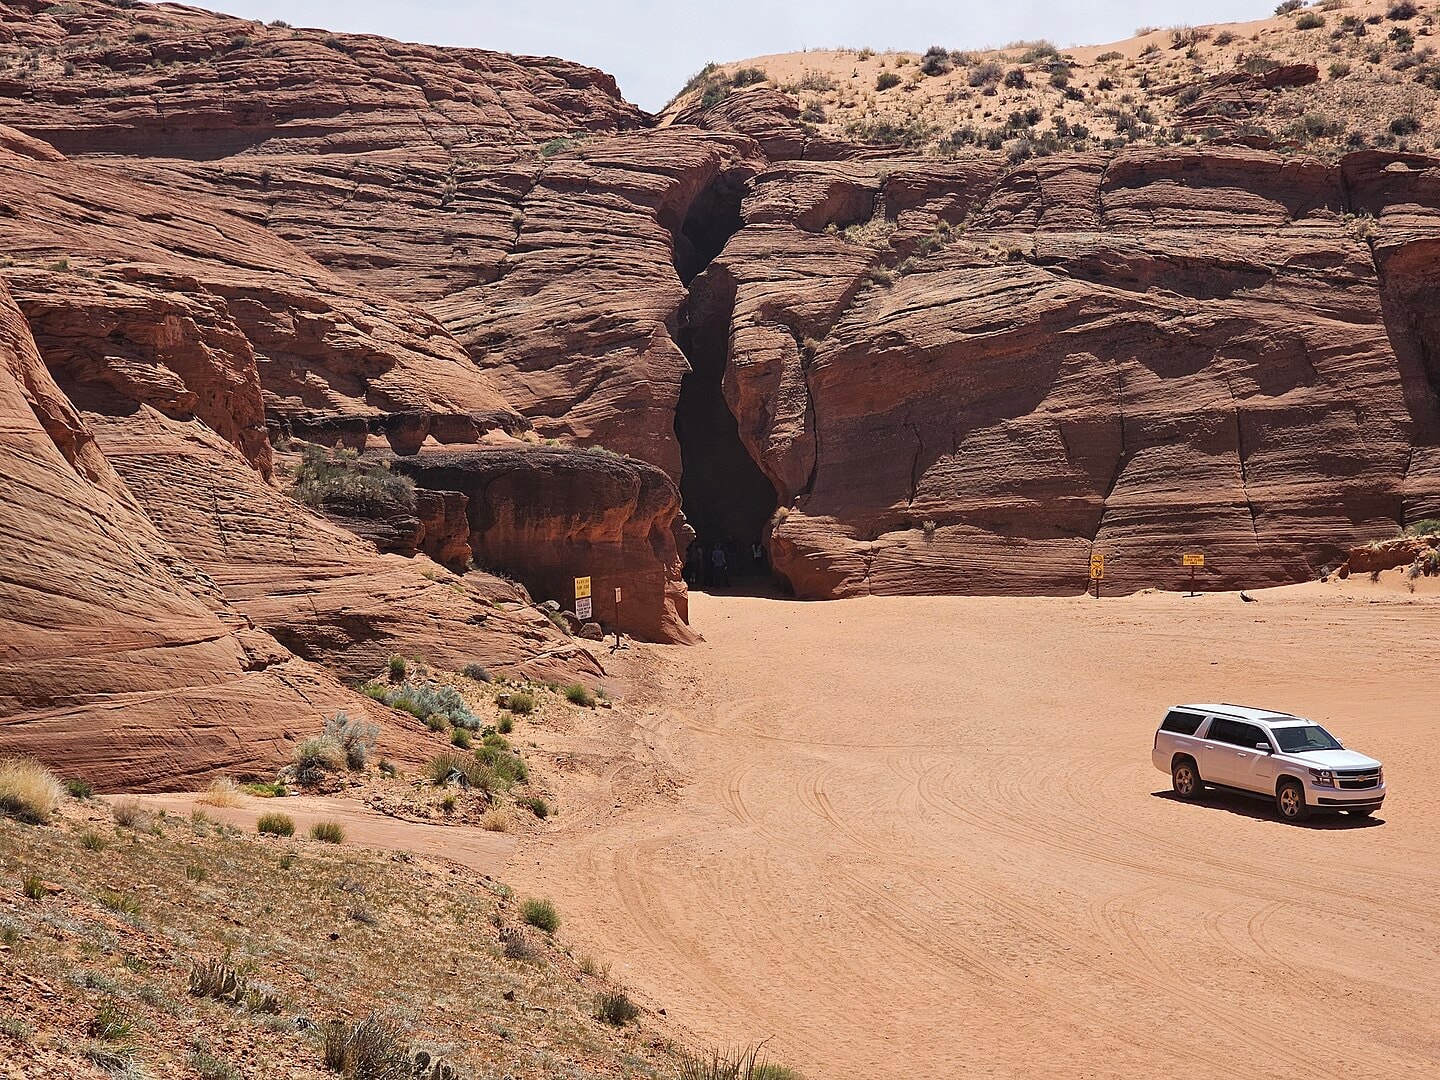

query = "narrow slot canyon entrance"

[671,173,780,591]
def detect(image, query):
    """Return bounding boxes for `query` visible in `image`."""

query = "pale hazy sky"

[207,1,1271,111]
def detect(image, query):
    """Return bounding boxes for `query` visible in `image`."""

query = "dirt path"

[116,792,515,878]
[510,582,1440,1079]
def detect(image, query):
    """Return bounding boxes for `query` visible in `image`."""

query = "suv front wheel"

[1172,757,1201,800]
[1276,779,1310,822]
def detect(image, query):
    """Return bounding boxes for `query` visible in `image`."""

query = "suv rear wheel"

[1276,779,1310,822]
[1171,757,1201,799]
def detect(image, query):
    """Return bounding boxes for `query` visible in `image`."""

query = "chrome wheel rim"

[1175,768,1194,796]
[1280,788,1301,816]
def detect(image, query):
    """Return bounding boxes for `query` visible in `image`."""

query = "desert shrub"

[310,821,345,844]
[501,927,541,962]
[320,1016,409,1077]
[256,813,295,837]
[1390,114,1421,135]
[792,71,837,91]
[1330,60,1351,78]
[289,445,415,518]
[425,752,493,791]
[967,60,1003,87]
[375,681,480,729]
[0,759,63,824]
[506,692,535,715]
[244,780,285,797]
[21,874,44,900]
[1391,26,1415,49]
[520,897,559,933]
[450,727,472,750]
[190,959,247,1004]
[845,115,938,146]
[200,777,245,807]
[1275,0,1305,12]
[1214,30,1238,45]
[188,1047,241,1080]
[1404,518,1440,536]
[480,809,510,832]
[1388,1,1418,18]
[80,831,107,851]
[64,778,93,800]
[799,101,827,124]
[294,736,345,783]
[111,799,150,829]
[323,712,378,771]
[387,655,407,682]
[563,683,596,708]
[875,70,901,90]
[87,1002,134,1041]
[920,46,952,76]
[1171,26,1211,47]
[730,66,766,87]
[476,734,528,786]
[497,715,513,735]
[594,990,640,1026]
[460,663,491,683]
[539,137,576,156]
[677,1047,803,1080]
[1096,50,1124,62]
[1296,11,1326,29]
[1003,68,1028,88]
[1293,112,1342,138]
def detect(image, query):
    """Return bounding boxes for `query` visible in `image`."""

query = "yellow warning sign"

[574,576,591,600]
[1182,553,1205,568]
[1089,553,1105,581]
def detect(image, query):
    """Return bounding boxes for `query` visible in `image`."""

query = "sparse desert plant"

[460,662,491,683]
[87,1001,134,1041]
[875,70,901,90]
[321,1015,411,1076]
[451,727,472,750]
[80,830,108,851]
[507,692,535,715]
[1275,0,1305,13]
[97,887,141,916]
[324,711,379,770]
[294,736,346,783]
[1388,1,1419,19]
[188,1046,241,1080]
[21,874,45,901]
[677,1047,804,1080]
[0,758,64,824]
[497,715,514,735]
[244,780,286,797]
[425,752,492,791]
[257,812,295,837]
[1296,11,1326,29]
[190,959,246,1003]
[1406,518,1440,536]
[310,820,345,844]
[500,926,541,962]
[519,795,551,819]
[110,798,150,829]
[387,654,407,682]
[480,809,510,832]
[186,864,208,882]
[520,897,559,933]
[563,683,596,708]
[593,989,640,1026]
[289,444,415,518]
[476,734,528,786]
[200,777,245,807]
[64,778,93,800]
[83,1042,137,1072]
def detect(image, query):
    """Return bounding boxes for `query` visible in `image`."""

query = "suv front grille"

[1337,769,1381,789]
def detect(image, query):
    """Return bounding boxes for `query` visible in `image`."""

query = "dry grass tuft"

[199,777,245,807]
[110,799,151,829]
[0,759,64,824]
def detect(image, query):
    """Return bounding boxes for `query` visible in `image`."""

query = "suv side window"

[1161,710,1204,736]
[1209,719,1268,749]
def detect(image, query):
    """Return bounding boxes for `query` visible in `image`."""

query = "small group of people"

[684,537,767,590]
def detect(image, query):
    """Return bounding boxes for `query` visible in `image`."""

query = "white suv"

[1152,703,1385,822]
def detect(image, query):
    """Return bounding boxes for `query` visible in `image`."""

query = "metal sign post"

[1182,553,1204,597]
[1089,553,1105,598]
[612,586,623,650]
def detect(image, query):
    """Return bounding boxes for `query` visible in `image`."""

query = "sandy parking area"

[511,581,1439,1078]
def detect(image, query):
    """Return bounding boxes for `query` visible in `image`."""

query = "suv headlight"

[1308,768,1335,788]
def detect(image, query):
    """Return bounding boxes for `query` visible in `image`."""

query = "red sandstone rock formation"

[0,277,435,790]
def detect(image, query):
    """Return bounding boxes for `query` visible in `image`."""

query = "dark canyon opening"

[671,173,780,587]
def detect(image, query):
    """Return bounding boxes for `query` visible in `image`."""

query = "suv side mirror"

[1255,741,1271,753]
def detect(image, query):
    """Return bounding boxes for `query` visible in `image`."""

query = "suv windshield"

[1272,725,1342,753]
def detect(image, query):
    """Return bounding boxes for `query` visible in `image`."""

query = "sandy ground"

[113,791,516,878]
[507,580,1440,1079]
